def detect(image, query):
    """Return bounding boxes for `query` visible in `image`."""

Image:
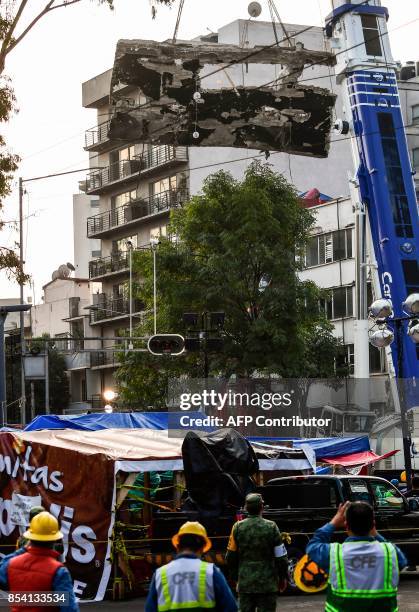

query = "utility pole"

[16,166,97,424]
[0,309,7,427]
[18,177,26,424]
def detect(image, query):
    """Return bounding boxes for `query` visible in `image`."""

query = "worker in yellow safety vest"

[145,521,237,612]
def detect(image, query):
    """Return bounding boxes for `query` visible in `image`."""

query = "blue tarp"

[24,413,370,459]
[25,412,172,432]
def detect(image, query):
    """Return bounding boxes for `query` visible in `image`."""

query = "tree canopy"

[116,162,345,408]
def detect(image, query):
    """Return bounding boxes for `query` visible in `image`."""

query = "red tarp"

[321,449,399,467]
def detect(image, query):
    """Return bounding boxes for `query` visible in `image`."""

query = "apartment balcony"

[90,350,122,369]
[84,146,188,194]
[89,295,144,325]
[89,252,129,281]
[65,351,91,371]
[84,120,112,152]
[87,188,189,239]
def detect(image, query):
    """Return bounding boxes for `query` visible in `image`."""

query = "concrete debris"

[109,40,337,157]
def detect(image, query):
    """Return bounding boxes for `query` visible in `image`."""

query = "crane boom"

[326,0,419,383]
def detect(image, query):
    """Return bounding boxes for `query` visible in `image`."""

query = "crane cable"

[172,0,185,44]
[267,0,293,47]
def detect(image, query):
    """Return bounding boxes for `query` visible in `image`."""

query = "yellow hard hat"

[23,511,63,542]
[400,470,407,483]
[294,554,328,593]
[171,521,211,553]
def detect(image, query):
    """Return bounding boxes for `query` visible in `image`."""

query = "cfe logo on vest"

[349,554,377,569]
[172,572,196,585]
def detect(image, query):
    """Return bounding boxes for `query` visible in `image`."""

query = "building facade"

[77,19,419,426]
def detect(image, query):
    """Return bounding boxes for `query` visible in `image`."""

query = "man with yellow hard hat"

[145,521,237,612]
[0,511,79,612]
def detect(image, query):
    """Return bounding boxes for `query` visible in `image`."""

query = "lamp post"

[369,293,419,487]
[127,241,134,350]
[150,237,160,336]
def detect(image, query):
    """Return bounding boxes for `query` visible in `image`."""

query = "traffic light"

[147,334,185,356]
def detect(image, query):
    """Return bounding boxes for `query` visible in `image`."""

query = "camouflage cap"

[245,493,264,509]
[29,506,45,520]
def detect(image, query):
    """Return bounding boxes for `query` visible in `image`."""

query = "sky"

[0,0,418,302]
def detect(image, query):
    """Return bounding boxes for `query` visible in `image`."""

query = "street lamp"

[368,293,419,486]
[103,389,117,403]
[150,237,160,336]
[127,240,134,350]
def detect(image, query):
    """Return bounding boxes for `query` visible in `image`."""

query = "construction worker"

[0,511,79,612]
[145,521,237,612]
[225,493,288,612]
[306,501,408,611]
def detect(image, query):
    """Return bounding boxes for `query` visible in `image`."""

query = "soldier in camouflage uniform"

[226,493,288,612]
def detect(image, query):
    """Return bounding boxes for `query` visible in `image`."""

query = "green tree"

[116,162,345,408]
[0,0,174,280]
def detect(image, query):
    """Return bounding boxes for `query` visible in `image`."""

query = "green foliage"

[117,162,345,407]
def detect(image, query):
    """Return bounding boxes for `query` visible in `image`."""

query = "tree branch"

[5,0,87,60]
[0,0,29,72]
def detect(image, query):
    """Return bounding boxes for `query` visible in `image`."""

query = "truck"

[150,475,419,592]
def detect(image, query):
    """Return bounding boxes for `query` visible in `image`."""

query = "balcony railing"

[141,146,188,172]
[90,350,122,368]
[87,189,188,238]
[85,146,188,193]
[85,120,111,150]
[89,252,129,280]
[86,158,142,193]
[89,296,144,324]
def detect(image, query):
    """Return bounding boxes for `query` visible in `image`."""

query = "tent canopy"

[18,428,183,461]
[321,449,399,467]
[23,413,371,460]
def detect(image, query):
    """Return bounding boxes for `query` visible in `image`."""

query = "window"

[402,260,419,308]
[90,199,99,208]
[412,105,419,125]
[336,344,355,375]
[91,249,101,258]
[113,282,129,300]
[413,148,419,168]
[306,229,353,267]
[112,234,138,253]
[338,343,386,375]
[150,175,177,196]
[150,225,167,241]
[110,145,136,164]
[262,480,338,509]
[370,344,386,374]
[361,14,383,57]
[112,189,137,210]
[369,480,404,508]
[378,113,413,238]
[320,286,354,320]
[346,480,373,504]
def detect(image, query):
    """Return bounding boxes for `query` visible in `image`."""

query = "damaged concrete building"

[108,39,336,156]
[75,18,419,409]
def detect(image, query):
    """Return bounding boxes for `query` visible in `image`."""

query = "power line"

[20,2,415,168]
[15,5,419,182]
